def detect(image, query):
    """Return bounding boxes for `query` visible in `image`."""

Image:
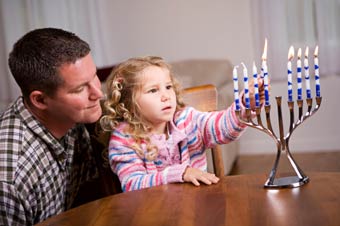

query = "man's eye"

[72,87,85,93]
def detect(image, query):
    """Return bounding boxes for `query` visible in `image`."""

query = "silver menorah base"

[266,175,309,188]
[236,96,322,188]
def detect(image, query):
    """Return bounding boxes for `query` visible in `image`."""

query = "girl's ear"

[29,90,48,110]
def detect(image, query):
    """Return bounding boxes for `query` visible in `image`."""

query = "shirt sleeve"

[184,104,247,149]
[108,131,188,192]
[0,181,31,226]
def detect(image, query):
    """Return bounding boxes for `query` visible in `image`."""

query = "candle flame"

[262,38,268,61]
[288,46,294,60]
[314,45,319,57]
[305,46,309,58]
[297,48,302,60]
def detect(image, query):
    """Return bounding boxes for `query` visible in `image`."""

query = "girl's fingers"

[192,178,200,186]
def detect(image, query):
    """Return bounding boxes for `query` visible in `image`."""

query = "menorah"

[233,42,322,188]
[235,96,322,188]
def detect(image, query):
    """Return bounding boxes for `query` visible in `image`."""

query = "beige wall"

[98,0,256,67]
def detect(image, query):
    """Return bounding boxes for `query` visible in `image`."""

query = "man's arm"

[0,181,29,226]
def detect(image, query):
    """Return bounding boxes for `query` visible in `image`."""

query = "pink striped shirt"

[108,103,246,192]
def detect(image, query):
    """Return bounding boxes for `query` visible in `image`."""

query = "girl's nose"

[161,90,170,102]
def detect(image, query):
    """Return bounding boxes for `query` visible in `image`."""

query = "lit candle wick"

[314,45,319,57]
[305,46,309,58]
[288,46,294,61]
[297,48,302,60]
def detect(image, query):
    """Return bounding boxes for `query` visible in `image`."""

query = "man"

[0,28,103,225]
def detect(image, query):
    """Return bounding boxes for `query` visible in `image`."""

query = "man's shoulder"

[0,111,25,183]
[0,99,27,145]
[0,97,25,128]
[0,99,36,183]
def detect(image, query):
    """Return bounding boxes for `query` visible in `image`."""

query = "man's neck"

[24,100,73,139]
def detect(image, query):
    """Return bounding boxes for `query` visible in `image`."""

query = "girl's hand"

[245,77,269,110]
[183,167,220,186]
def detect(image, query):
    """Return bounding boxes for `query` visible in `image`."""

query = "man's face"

[45,53,103,126]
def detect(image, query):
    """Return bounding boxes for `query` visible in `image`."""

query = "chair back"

[182,84,225,177]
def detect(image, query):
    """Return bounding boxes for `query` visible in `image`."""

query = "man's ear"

[29,90,48,110]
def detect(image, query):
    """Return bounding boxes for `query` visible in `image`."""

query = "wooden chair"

[182,84,225,177]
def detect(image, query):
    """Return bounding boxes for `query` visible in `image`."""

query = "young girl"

[100,56,265,192]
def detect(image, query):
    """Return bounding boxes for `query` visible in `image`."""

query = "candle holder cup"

[235,96,322,188]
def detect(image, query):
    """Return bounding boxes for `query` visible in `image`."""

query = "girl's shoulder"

[110,122,134,144]
[174,106,194,119]
[174,106,208,119]
[113,122,129,132]
[174,106,201,128]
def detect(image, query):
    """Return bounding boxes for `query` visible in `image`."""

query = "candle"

[297,48,303,100]
[241,63,250,109]
[233,66,240,111]
[314,45,321,97]
[262,63,270,106]
[253,62,260,108]
[287,46,294,102]
[262,38,270,106]
[304,47,312,99]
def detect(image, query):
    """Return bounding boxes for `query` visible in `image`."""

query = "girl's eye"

[166,85,173,90]
[148,88,158,93]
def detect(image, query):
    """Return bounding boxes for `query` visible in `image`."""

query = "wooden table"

[36,172,340,226]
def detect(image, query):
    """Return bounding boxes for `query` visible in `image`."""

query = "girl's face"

[136,66,177,134]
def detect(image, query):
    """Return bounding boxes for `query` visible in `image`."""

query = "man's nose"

[89,80,103,100]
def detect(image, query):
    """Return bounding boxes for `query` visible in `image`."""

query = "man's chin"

[82,108,102,124]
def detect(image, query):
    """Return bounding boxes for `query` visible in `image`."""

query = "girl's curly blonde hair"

[100,56,185,160]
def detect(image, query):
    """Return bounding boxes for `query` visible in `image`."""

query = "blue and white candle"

[287,46,294,102]
[304,47,312,99]
[253,62,260,108]
[241,63,250,109]
[297,48,303,100]
[263,62,270,106]
[233,66,240,111]
[314,46,321,97]
[262,38,270,106]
